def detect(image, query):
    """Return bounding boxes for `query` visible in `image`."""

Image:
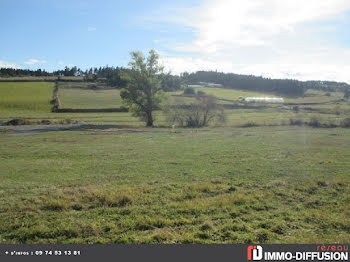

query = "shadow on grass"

[1,124,147,136]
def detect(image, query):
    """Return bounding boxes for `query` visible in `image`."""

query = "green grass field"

[0,81,138,125]
[0,126,349,243]
[191,86,345,104]
[0,82,54,113]
[1,82,349,243]
[0,83,349,128]
[193,87,277,100]
[58,88,122,109]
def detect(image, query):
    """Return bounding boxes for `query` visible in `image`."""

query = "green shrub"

[340,118,350,128]
[289,118,304,126]
[309,117,321,128]
[183,87,195,95]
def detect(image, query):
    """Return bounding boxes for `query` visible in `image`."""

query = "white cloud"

[24,59,46,65]
[152,0,350,83]
[87,26,96,31]
[0,60,19,68]
[160,45,350,83]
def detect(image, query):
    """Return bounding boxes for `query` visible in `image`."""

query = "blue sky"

[0,0,197,70]
[1,0,350,83]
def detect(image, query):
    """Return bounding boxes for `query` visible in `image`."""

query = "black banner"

[0,244,348,262]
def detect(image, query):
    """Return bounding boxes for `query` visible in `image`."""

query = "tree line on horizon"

[1,65,349,97]
[0,66,182,92]
[181,71,350,96]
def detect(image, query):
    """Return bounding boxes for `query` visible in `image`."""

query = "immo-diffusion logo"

[247,245,349,261]
[247,245,263,261]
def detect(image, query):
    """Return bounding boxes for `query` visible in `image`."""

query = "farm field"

[58,88,122,109]
[1,109,347,129]
[168,87,350,127]
[0,81,138,125]
[1,82,350,243]
[0,82,54,113]
[1,83,349,128]
[0,126,349,243]
[192,87,277,100]
[190,86,344,104]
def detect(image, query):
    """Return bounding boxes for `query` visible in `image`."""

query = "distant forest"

[181,71,350,97]
[1,67,349,97]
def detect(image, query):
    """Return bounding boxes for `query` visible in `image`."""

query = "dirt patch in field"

[0,124,170,136]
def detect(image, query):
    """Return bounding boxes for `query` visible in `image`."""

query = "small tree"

[120,50,165,127]
[183,86,195,95]
[166,95,226,127]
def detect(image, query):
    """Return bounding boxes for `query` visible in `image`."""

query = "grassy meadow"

[0,81,350,243]
[192,87,277,100]
[1,82,348,128]
[58,88,122,109]
[0,127,349,243]
[0,82,54,113]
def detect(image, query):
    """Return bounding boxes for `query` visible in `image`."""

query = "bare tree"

[166,95,226,127]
